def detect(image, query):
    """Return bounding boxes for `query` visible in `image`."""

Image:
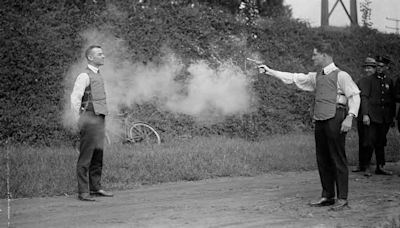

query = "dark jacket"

[394,77,400,120]
[357,73,395,124]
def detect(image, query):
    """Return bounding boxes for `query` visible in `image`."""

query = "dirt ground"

[1,164,400,228]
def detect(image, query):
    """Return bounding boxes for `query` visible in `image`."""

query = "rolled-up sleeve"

[270,70,316,92]
[338,71,361,116]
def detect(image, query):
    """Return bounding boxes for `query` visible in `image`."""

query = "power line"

[386,17,400,34]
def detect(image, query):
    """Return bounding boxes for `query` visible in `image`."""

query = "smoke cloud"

[62,28,255,129]
[165,61,252,118]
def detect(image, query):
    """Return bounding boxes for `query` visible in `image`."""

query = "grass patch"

[1,131,399,198]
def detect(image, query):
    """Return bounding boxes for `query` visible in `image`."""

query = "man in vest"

[71,45,113,201]
[258,42,360,211]
[354,56,395,176]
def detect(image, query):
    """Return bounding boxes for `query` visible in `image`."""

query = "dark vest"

[81,68,108,115]
[313,70,340,120]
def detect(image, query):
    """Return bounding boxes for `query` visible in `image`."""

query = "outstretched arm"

[258,64,316,92]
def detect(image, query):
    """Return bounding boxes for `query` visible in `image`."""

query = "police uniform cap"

[375,55,391,65]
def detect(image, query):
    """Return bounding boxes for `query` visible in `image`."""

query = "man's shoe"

[78,193,96,201]
[309,197,335,207]
[375,168,393,175]
[90,189,113,197]
[352,167,365,172]
[329,199,349,211]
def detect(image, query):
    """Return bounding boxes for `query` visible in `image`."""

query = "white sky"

[284,0,400,33]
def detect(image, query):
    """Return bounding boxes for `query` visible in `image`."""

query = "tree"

[258,0,292,18]
[360,0,373,28]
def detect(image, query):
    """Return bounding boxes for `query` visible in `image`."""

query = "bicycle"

[105,112,161,145]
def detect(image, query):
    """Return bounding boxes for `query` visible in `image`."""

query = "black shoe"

[309,197,335,207]
[375,168,393,175]
[90,189,114,197]
[78,193,96,201]
[352,167,365,172]
[329,199,349,211]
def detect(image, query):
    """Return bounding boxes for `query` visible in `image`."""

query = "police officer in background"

[71,45,114,201]
[395,65,400,134]
[353,56,395,176]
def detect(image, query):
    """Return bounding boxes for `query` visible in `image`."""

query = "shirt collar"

[322,63,338,75]
[87,64,99,73]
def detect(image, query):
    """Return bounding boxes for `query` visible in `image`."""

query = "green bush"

[1,1,400,145]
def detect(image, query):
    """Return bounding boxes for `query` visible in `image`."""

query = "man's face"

[88,47,105,66]
[364,66,376,76]
[376,62,387,74]
[311,48,324,67]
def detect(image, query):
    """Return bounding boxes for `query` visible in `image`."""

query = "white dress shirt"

[268,63,361,117]
[70,64,99,120]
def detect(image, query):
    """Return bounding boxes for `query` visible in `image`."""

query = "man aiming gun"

[258,42,360,211]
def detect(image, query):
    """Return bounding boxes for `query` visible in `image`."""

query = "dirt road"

[2,164,400,228]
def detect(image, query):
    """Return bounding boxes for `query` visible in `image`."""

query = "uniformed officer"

[71,45,114,201]
[394,65,400,134]
[354,55,395,176]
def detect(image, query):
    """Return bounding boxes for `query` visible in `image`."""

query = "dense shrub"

[1,1,400,145]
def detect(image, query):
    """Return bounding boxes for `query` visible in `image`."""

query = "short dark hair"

[85,45,102,60]
[314,42,334,57]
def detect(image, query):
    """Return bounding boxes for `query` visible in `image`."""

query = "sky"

[284,0,400,34]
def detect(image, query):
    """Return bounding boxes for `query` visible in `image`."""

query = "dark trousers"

[357,121,373,170]
[77,111,105,194]
[357,121,390,168]
[315,108,348,200]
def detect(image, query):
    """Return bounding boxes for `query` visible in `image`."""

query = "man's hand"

[258,64,273,75]
[341,115,353,133]
[362,115,370,126]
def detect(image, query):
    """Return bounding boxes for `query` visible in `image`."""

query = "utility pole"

[321,0,358,27]
[386,17,400,34]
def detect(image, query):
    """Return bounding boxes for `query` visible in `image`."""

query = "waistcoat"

[81,68,108,115]
[313,69,340,120]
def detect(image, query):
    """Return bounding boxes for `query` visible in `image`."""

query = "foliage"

[1,1,400,145]
[360,0,373,28]
[257,0,292,18]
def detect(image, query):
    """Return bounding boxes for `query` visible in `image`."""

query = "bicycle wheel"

[128,122,161,145]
